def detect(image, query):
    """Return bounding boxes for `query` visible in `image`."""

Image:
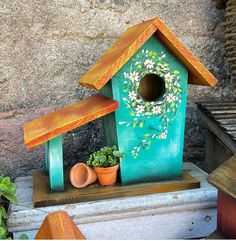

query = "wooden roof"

[79,17,217,90]
[24,94,118,148]
[207,154,236,199]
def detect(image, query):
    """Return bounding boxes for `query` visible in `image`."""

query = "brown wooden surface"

[207,154,236,200]
[24,94,118,148]
[197,108,236,153]
[33,168,200,208]
[217,191,236,239]
[35,211,86,239]
[79,17,217,90]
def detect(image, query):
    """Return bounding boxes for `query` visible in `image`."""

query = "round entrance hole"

[138,73,165,101]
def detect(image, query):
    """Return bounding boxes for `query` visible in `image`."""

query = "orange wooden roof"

[24,94,118,148]
[79,17,217,90]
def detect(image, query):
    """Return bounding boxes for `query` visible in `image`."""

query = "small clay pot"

[94,164,119,186]
[70,163,97,188]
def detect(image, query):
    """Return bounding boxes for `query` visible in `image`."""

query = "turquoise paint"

[100,81,118,147]
[102,34,188,184]
[44,142,49,173]
[46,135,64,191]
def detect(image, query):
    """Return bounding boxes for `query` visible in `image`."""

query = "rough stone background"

[0,0,235,179]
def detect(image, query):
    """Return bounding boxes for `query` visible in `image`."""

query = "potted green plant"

[86,145,124,186]
[0,175,18,239]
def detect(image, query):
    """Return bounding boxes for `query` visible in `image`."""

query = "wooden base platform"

[33,168,200,207]
[8,163,217,239]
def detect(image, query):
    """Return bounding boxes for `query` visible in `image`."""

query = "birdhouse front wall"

[101,35,188,185]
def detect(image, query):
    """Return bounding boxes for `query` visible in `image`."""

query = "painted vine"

[118,49,183,159]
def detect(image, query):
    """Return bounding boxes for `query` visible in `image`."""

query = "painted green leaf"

[139,122,144,128]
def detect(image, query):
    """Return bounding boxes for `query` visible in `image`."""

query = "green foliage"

[19,233,29,239]
[0,175,18,239]
[86,146,124,168]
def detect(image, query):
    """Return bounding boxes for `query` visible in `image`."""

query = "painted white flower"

[136,105,145,114]
[144,59,155,69]
[152,105,162,114]
[159,132,167,139]
[128,91,137,101]
[135,61,141,65]
[164,73,174,82]
[167,93,175,103]
[129,71,139,82]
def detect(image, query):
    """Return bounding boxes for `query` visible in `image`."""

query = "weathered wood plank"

[214,119,236,125]
[213,114,236,120]
[209,109,236,115]
[23,94,118,148]
[197,109,236,153]
[33,168,200,208]
[221,124,236,131]
[197,102,236,107]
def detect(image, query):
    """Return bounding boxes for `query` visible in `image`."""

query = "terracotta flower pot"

[70,163,97,188]
[94,164,119,186]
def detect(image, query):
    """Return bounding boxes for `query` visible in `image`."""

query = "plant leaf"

[3,193,18,204]
[0,226,6,235]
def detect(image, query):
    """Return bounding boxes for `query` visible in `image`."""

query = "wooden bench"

[23,94,118,191]
[197,102,236,172]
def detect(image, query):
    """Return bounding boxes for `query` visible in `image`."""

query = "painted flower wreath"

[118,49,184,159]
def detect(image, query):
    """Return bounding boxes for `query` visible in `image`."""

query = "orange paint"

[94,164,119,186]
[79,17,217,90]
[24,94,118,148]
[35,211,86,239]
[70,163,97,188]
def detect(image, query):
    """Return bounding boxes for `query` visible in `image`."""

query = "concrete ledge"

[8,162,217,239]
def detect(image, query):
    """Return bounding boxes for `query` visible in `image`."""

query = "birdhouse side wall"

[217,190,236,238]
[101,35,188,184]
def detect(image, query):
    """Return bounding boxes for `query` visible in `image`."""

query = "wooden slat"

[209,109,236,115]
[23,94,118,148]
[207,154,236,200]
[214,114,236,120]
[33,168,200,208]
[215,119,236,125]
[221,124,236,131]
[197,102,236,107]
[197,108,236,153]
[79,17,217,90]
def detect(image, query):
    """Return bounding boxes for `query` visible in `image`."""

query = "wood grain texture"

[217,191,236,239]
[154,18,217,87]
[79,17,217,90]
[207,154,236,199]
[23,94,118,148]
[33,168,200,207]
[35,211,86,239]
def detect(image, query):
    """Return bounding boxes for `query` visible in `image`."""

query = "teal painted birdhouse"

[79,18,217,185]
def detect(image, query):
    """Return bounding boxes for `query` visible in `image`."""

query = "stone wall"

[0,0,234,179]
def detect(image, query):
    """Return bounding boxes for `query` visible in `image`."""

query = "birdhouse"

[79,17,217,185]
[207,154,236,239]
